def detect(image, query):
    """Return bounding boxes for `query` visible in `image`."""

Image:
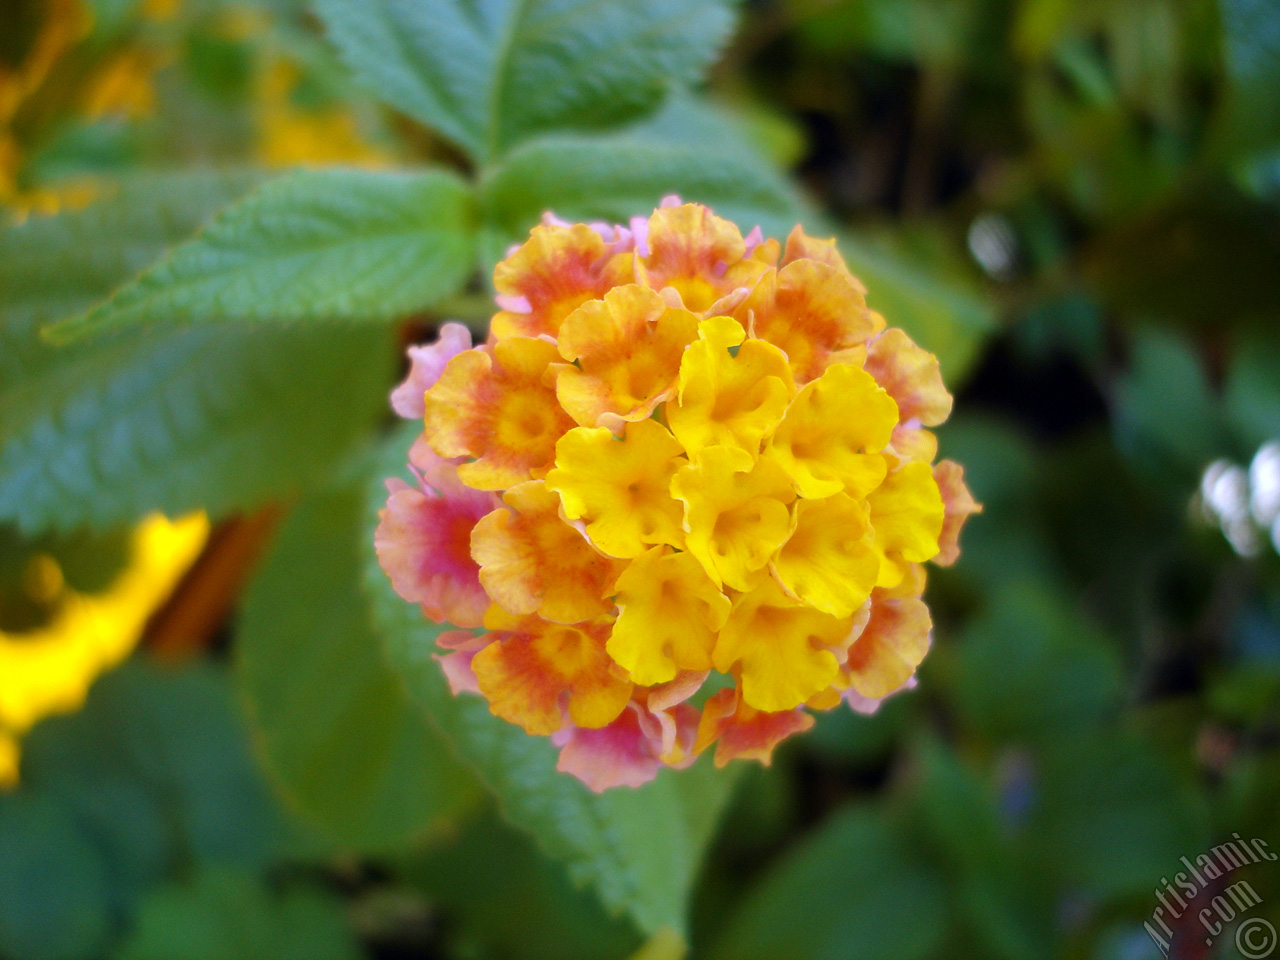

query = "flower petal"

[423,338,575,490]
[556,698,700,791]
[470,480,622,624]
[864,328,953,427]
[744,259,880,383]
[375,472,495,628]
[714,578,854,712]
[780,225,864,292]
[546,419,687,558]
[434,629,490,695]
[773,493,879,618]
[844,592,931,699]
[933,459,982,566]
[492,223,632,340]
[694,687,814,767]
[390,322,472,419]
[765,363,895,499]
[607,548,730,685]
[554,284,698,427]
[887,425,939,465]
[671,445,794,591]
[636,203,768,311]
[644,675,705,764]
[471,609,632,735]
[667,315,793,458]
[554,701,669,792]
[867,461,944,588]
[844,676,916,715]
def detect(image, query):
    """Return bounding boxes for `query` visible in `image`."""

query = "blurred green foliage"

[1,0,1278,958]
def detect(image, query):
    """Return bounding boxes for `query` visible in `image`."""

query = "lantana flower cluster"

[377,198,980,792]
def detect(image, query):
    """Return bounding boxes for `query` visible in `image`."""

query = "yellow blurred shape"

[141,0,180,21]
[0,0,91,126]
[256,60,390,169]
[0,513,209,787]
[626,927,688,960]
[0,733,18,790]
[1,0,157,214]
[23,554,65,604]
[82,48,164,120]
[3,179,99,221]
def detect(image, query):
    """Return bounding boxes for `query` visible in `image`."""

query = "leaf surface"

[315,0,735,161]
[238,478,480,852]
[46,168,475,341]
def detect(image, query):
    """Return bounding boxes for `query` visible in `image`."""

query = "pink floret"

[435,630,491,695]
[554,702,668,792]
[374,455,495,629]
[390,323,473,419]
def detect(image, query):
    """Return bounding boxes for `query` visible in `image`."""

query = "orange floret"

[636,203,769,311]
[423,338,574,490]
[694,687,814,767]
[554,284,698,428]
[470,481,622,624]
[492,223,632,340]
[471,608,633,735]
[844,588,933,700]
[933,459,983,565]
[743,259,882,383]
[864,328,953,427]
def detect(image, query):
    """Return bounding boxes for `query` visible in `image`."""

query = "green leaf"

[314,0,736,162]
[0,170,262,381]
[706,806,947,960]
[0,794,111,960]
[403,810,643,960]
[0,322,391,533]
[1219,0,1280,158]
[1024,733,1210,898]
[363,425,739,937]
[21,662,286,874]
[952,582,1123,746]
[1083,190,1280,333]
[45,167,476,342]
[479,133,805,264]
[237,476,480,853]
[1224,332,1280,450]
[0,171,396,534]
[795,0,983,69]
[1113,326,1224,479]
[1,661,290,959]
[116,867,363,960]
[87,0,147,41]
[911,739,1051,960]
